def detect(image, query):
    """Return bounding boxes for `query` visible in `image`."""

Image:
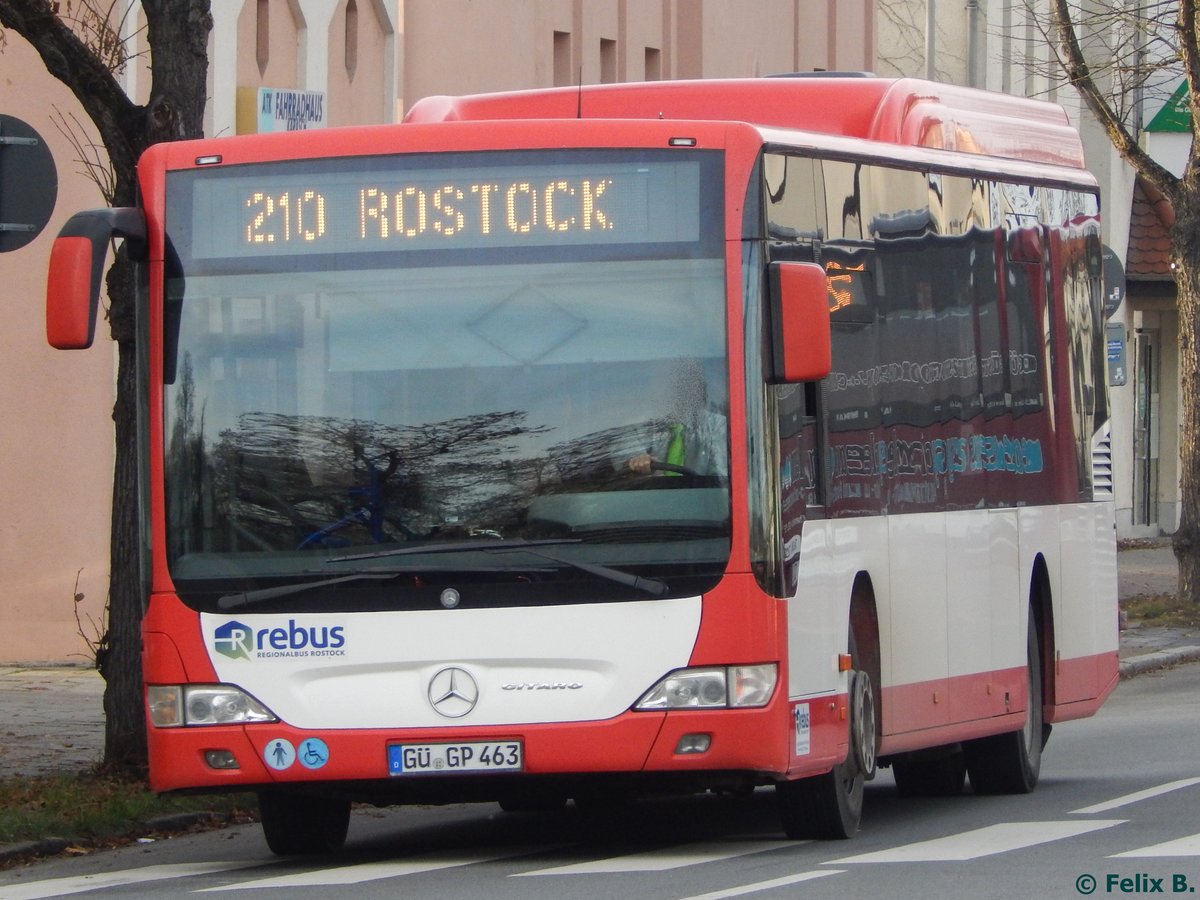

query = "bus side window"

[777,380,822,511]
[766,154,825,243]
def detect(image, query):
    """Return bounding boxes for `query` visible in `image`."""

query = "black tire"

[777,634,874,839]
[257,790,351,856]
[892,750,967,797]
[963,614,1044,795]
[777,757,863,839]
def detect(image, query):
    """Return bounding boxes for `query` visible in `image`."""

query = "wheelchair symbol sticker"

[264,738,296,771]
[298,738,330,770]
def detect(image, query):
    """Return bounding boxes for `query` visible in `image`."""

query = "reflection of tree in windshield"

[170,406,718,558]
[206,409,555,551]
[547,420,666,486]
[166,356,212,560]
[165,352,727,561]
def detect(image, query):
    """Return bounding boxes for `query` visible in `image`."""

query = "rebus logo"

[211,619,348,661]
[213,620,253,660]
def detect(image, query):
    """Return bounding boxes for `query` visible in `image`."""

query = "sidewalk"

[1114,538,1200,675]
[0,542,1196,782]
[0,666,104,779]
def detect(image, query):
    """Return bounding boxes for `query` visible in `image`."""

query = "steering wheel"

[650,460,701,478]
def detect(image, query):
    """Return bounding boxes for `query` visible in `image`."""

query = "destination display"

[186,155,705,260]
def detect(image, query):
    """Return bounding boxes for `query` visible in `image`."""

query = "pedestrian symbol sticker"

[264,738,296,771]
[298,738,329,770]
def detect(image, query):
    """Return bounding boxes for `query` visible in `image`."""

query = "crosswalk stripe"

[675,869,845,899]
[1111,833,1200,858]
[826,820,1125,863]
[1071,778,1200,815]
[196,847,547,891]
[0,862,264,900]
[7,816,1194,896]
[514,840,791,876]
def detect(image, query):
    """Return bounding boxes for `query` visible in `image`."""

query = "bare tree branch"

[1050,0,1180,198]
[57,0,132,73]
[50,104,116,203]
[0,0,141,197]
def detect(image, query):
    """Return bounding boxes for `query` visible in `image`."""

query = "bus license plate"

[388,741,523,775]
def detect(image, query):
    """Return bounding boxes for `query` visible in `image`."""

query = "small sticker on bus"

[794,704,811,756]
[264,738,296,771]
[297,738,330,770]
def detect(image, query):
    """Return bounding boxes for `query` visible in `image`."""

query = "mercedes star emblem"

[427,666,479,718]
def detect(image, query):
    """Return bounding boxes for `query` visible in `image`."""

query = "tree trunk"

[100,253,147,773]
[1170,190,1200,606]
[102,0,214,775]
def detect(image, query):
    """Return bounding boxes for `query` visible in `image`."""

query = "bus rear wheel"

[963,614,1044,795]
[257,790,351,855]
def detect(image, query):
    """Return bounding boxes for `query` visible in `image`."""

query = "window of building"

[601,38,617,83]
[554,31,572,86]
[256,0,269,76]
[345,0,359,81]
[645,47,662,80]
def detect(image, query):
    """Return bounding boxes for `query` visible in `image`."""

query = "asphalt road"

[0,661,1196,900]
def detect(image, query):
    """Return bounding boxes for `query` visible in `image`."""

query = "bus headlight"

[147,685,277,728]
[634,664,777,710]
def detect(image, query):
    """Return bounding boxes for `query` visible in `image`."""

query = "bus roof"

[404,77,1086,171]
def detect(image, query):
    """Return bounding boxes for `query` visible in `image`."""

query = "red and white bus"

[46,76,1117,854]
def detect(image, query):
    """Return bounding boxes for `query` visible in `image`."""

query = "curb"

[140,811,223,832]
[0,837,69,865]
[0,811,227,867]
[1119,646,1200,679]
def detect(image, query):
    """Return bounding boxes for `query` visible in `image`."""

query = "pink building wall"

[0,35,113,663]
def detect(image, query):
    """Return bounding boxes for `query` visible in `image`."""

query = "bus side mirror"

[767,261,832,383]
[46,207,146,349]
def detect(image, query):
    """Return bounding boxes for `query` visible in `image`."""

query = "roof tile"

[1127,177,1174,278]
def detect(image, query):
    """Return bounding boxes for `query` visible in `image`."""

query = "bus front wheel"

[777,635,874,839]
[257,790,351,855]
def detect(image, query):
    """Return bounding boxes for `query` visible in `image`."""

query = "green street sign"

[1147,81,1191,133]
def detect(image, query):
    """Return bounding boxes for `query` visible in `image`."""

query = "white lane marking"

[827,820,1125,863]
[0,862,264,900]
[676,869,845,899]
[514,840,791,876]
[1111,833,1200,858]
[1071,778,1200,815]
[198,847,545,890]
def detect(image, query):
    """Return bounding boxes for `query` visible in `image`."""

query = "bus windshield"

[161,149,730,611]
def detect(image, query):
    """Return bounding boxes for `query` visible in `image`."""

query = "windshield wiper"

[327,537,582,562]
[328,538,669,597]
[218,572,400,610]
[216,537,668,609]
[492,546,668,596]
[216,559,565,610]
[218,539,668,610]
